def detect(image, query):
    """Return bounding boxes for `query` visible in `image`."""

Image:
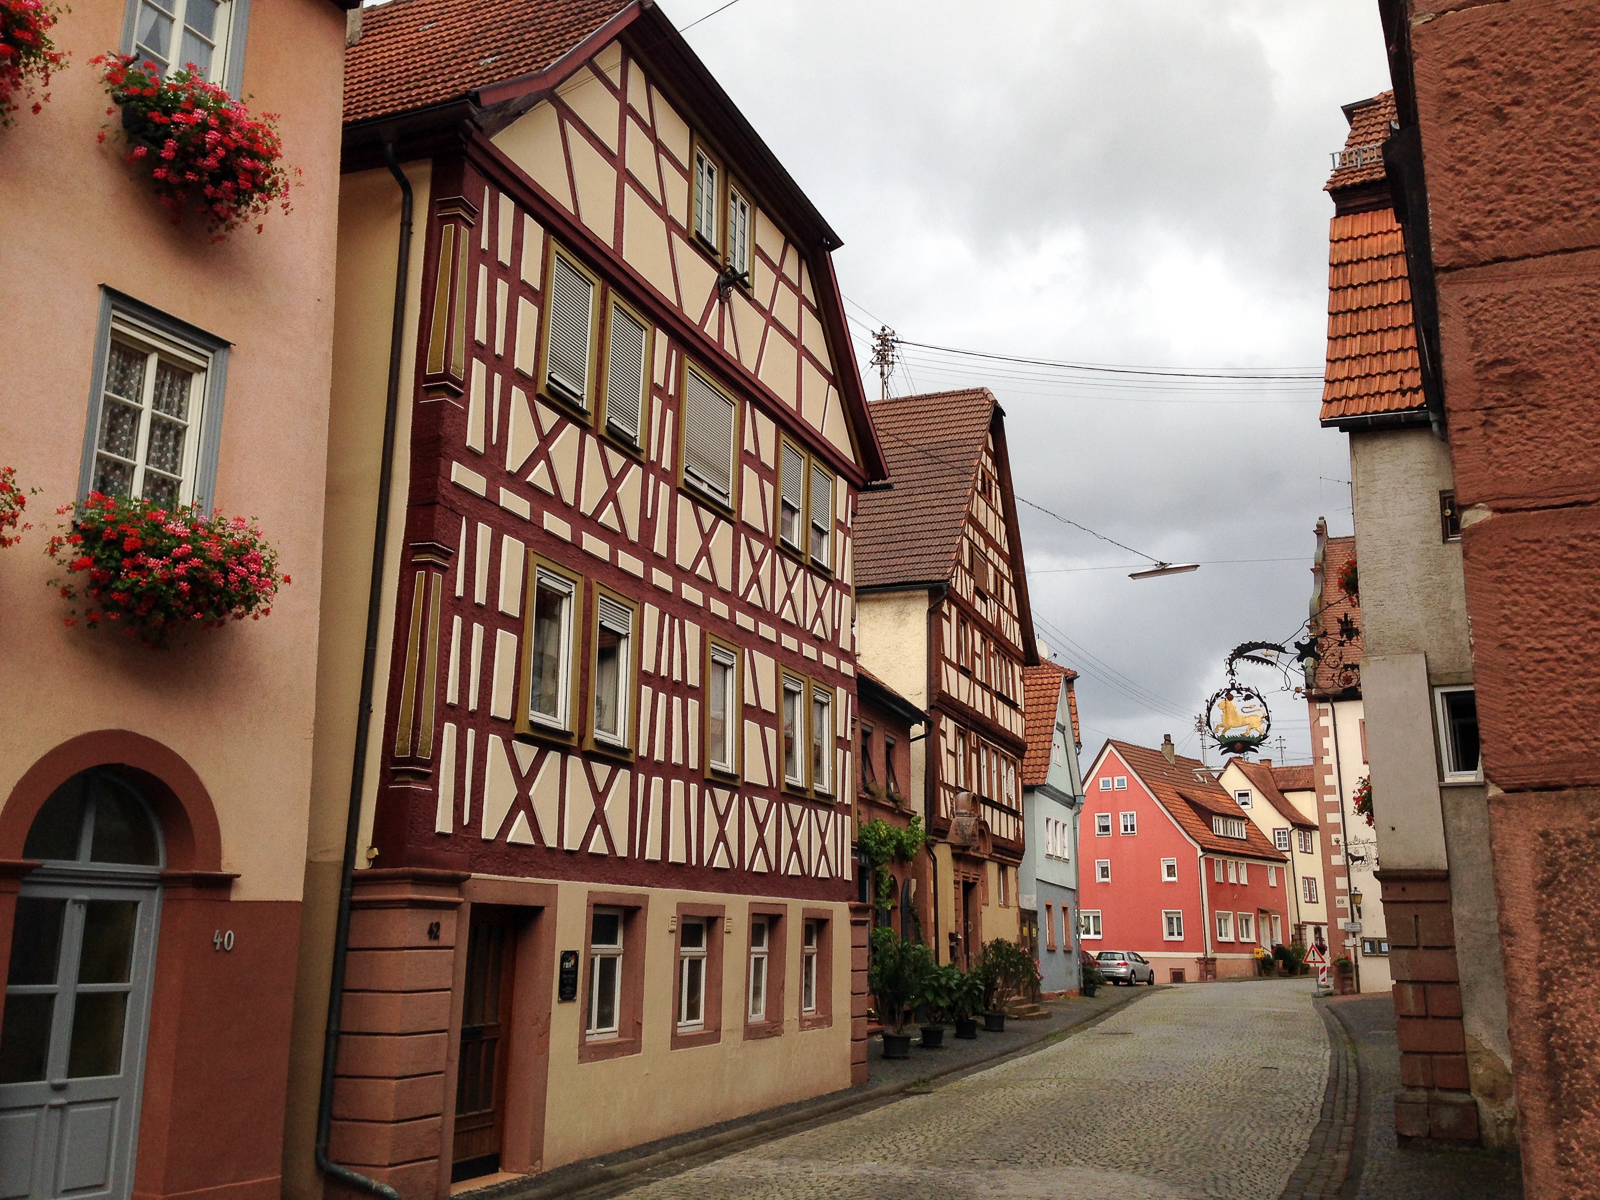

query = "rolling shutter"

[546,257,592,405]
[605,307,646,443]
[780,443,804,545]
[810,465,832,564]
[682,368,735,502]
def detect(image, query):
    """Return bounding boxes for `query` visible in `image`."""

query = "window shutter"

[597,595,632,634]
[547,258,592,404]
[682,369,734,501]
[605,307,646,442]
[810,465,831,560]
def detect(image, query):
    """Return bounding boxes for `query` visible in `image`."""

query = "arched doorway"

[0,769,164,1200]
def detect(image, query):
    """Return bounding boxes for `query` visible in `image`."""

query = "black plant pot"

[1082,983,1098,998]
[954,1017,978,1039]
[882,1032,912,1059]
[919,1024,945,1049]
[984,1011,1006,1033]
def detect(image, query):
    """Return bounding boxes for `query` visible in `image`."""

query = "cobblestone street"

[615,980,1328,1200]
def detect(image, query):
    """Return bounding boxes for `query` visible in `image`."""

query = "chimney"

[1161,735,1176,766]
[1261,757,1273,768]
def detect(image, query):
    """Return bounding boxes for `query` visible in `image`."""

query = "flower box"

[47,492,286,645]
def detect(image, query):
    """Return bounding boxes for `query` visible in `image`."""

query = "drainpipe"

[314,141,411,1200]
[1198,849,1213,979]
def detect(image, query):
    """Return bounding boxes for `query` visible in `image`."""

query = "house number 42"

[213,930,235,951]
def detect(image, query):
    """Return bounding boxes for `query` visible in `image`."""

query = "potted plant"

[950,968,984,1039]
[1334,955,1355,995]
[1272,942,1298,977]
[1079,951,1105,998]
[868,927,928,1059]
[0,0,68,126]
[46,492,286,645]
[1286,940,1309,976]
[1353,775,1374,827]
[976,938,1040,1032]
[915,962,958,1049]
[1254,946,1275,977]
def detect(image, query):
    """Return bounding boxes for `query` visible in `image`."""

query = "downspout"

[1198,850,1213,977]
[314,141,412,1200]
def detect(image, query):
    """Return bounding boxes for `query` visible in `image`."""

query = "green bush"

[915,962,962,1024]
[869,927,933,1034]
[976,938,1040,1011]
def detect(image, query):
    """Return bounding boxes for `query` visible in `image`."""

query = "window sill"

[585,736,637,765]
[742,1019,784,1042]
[514,723,580,751]
[681,477,736,521]
[705,765,742,786]
[599,423,648,464]
[578,1035,641,1064]
[670,1027,722,1051]
[798,1012,831,1032]
[536,382,595,429]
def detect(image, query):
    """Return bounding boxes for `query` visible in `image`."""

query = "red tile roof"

[1023,662,1077,788]
[1309,533,1362,696]
[1325,92,1394,193]
[1230,758,1316,831]
[1270,764,1315,793]
[1065,677,1081,750]
[854,389,996,590]
[1320,93,1427,426]
[1109,741,1286,862]
[345,0,632,125]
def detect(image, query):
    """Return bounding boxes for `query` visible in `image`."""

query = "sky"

[663,0,1394,766]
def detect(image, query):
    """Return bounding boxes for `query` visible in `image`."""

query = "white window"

[1238,862,1248,885]
[811,686,831,794]
[779,442,805,550]
[707,645,737,773]
[592,596,633,746]
[1435,686,1481,781]
[693,148,720,249]
[545,255,595,408]
[1271,914,1283,946]
[1212,815,1248,840]
[527,568,576,730]
[1213,858,1224,883]
[1274,828,1291,852]
[727,185,752,279]
[682,366,736,505]
[90,318,216,508]
[1161,858,1178,882]
[1237,912,1255,943]
[1303,876,1319,904]
[1095,859,1111,883]
[1215,911,1233,942]
[1226,860,1237,884]
[678,918,707,1030]
[801,919,819,1014]
[997,864,1009,906]
[810,466,833,569]
[1098,777,1111,791]
[1080,910,1102,939]
[1297,829,1315,855]
[127,0,240,88]
[1114,776,1127,790]
[1095,813,1112,837]
[1235,789,1252,809]
[1268,866,1278,887]
[603,303,648,445]
[782,677,805,786]
[747,917,769,1021]
[1120,812,1137,835]
[1163,911,1184,940]
[587,909,624,1037]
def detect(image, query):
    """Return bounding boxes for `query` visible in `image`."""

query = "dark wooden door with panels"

[452,906,518,1182]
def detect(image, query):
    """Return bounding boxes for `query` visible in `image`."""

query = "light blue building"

[1019,657,1086,995]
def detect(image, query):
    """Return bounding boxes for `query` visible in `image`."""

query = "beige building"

[1216,759,1329,950]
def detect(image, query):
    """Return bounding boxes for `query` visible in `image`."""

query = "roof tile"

[1230,758,1316,830]
[1110,741,1286,861]
[1023,662,1074,787]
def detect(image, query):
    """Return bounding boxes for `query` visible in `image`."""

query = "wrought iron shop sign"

[1205,682,1272,756]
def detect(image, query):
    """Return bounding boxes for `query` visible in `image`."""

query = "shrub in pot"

[915,962,959,1049]
[869,927,931,1059]
[977,938,1041,1030]
[1079,951,1105,997]
[949,968,984,1038]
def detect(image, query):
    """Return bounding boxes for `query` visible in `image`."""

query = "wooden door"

[452,908,516,1181]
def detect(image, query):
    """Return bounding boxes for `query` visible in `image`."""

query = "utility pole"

[1193,713,1208,767]
[870,325,896,400]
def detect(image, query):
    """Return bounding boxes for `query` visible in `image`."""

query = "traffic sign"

[1303,943,1328,987]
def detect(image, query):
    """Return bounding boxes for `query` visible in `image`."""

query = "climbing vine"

[857,816,926,912]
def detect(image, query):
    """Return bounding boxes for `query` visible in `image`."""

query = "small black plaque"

[558,949,580,1001]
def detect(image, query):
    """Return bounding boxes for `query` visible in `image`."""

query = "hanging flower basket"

[0,0,67,125]
[1338,556,1358,603]
[46,492,287,645]
[1353,775,1374,827]
[0,466,38,548]
[92,53,296,238]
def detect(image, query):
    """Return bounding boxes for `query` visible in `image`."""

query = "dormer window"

[1212,815,1248,840]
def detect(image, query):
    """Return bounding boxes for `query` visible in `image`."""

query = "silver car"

[1096,950,1156,986]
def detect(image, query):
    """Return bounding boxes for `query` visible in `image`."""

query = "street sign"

[1303,943,1328,988]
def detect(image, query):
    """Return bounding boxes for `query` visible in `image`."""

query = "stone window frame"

[743,903,788,1041]
[670,902,725,1051]
[578,891,648,1064]
[798,909,833,1032]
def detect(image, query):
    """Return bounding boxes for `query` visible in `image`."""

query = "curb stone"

[466,987,1155,1200]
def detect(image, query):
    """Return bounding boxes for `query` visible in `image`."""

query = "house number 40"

[213,930,235,951]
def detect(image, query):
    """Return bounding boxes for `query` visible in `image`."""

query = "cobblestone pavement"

[616,979,1329,1200]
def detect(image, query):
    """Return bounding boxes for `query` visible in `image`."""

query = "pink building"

[1081,740,1290,982]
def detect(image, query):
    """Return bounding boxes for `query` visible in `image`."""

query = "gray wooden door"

[0,771,164,1200]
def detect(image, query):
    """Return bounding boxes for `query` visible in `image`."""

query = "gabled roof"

[1229,758,1316,831]
[1270,764,1315,793]
[1022,661,1078,788]
[1320,92,1427,428]
[1307,523,1362,697]
[1106,740,1286,862]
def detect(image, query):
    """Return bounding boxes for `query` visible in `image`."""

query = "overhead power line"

[892,338,1324,382]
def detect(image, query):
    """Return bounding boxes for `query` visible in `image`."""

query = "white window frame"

[1098,777,1111,791]
[527,567,577,732]
[587,908,624,1038]
[1095,859,1111,883]
[707,644,738,774]
[1120,811,1137,835]
[801,919,819,1014]
[781,676,805,787]
[1235,789,1252,809]
[1238,862,1248,885]
[1303,876,1319,904]
[1212,815,1248,840]
[123,0,247,91]
[1114,776,1127,790]
[1213,858,1224,883]
[677,917,707,1031]
[747,916,769,1022]
[1161,858,1178,882]
[1274,828,1291,852]
[592,594,634,748]
[726,183,752,280]
[1080,910,1102,940]
[1226,860,1237,884]
[693,147,720,250]
[1434,685,1482,782]
[1094,813,1112,837]
[1237,912,1255,943]
[1268,866,1278,888]
[1215,911,1234,942]
[1163,910,1184,940]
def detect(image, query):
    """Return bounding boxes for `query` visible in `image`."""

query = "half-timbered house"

[853,389,1039,970]
[286,2,888,1193]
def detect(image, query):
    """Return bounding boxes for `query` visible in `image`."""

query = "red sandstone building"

[282,1,888,1193]
[1079,741,1289,983]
